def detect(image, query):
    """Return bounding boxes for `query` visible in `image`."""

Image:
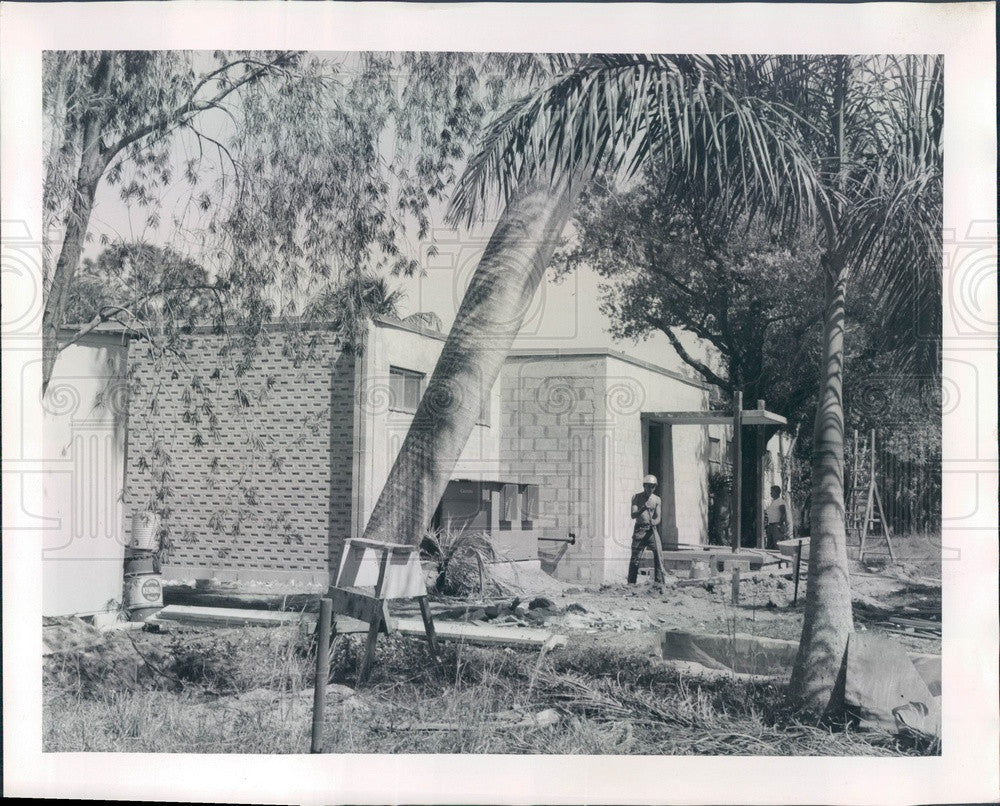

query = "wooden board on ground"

[150,605,315,629]
[146,604,564,649]
[393,617,566,649]
[163,587,319,612]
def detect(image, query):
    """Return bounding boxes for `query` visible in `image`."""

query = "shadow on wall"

[328,349,357,583]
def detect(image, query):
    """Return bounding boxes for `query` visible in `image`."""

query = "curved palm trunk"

[789,269,854,711]
[359,172,579,555]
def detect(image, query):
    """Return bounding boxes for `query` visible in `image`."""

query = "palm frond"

[842,55,943,380]
[448,54,826,233]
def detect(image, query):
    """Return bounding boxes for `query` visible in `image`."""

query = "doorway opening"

[644,420,678,547]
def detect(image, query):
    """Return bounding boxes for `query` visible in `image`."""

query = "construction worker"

[764,485,789,549]
[627,474,667,584]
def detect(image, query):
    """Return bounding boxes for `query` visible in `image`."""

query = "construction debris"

[841,632,940,738]
[147,603,566,650]
[43,616,105,656]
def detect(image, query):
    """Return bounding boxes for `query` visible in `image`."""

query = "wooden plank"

[152,605,315,628]
[660,549,769,564]
[329,588,386,627]
[347,538,413,552]
[393,617,566,649]
[147,605,564,648]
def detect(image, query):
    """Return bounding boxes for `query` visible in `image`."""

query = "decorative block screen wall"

[125,328,355,582]
[500,357,605,582]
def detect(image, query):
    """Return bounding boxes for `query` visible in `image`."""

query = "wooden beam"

[145,605,568,649]
[731,392,743,553]
[151,605,315,628]
[394,618,567,649]
[644,410,787,426]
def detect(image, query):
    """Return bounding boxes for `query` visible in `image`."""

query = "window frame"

[387,365,425,414]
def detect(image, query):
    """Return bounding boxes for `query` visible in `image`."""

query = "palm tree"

[362,54,942,712]
[362,55,818,549]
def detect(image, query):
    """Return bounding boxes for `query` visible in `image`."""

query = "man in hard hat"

[627,474,667,584]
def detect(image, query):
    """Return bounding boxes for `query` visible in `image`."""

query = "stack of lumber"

[878,608,941,639]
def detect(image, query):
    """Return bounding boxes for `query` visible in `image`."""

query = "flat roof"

[60,316,711,393]
[644,409,788,426]
[505,348,710,390]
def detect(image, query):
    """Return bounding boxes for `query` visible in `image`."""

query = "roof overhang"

[643,410,788,427]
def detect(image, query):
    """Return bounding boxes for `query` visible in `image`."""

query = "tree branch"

[104,54,294,162]
[57,283,227,352]
[654,321,732,390]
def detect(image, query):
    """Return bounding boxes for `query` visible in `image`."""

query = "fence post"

[311,597,332,753]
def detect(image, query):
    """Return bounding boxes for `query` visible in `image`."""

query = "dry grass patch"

[44,625,937,755]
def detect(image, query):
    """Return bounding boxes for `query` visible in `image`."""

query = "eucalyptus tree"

[365,53,942,713]
[42,50,546,391]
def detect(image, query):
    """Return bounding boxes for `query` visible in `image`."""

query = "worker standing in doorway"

[627,475,667,584]
[764,485,789,549]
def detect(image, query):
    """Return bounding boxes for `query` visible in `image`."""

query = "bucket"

[124,551,157,576]
[124,573,163,612]
[130,511,161,551]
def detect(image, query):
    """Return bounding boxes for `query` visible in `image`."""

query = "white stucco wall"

[602,355,712,581]
[42,333,128,616]
[357,320,502,534]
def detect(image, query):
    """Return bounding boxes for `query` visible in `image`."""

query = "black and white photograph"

[2,2,996,804]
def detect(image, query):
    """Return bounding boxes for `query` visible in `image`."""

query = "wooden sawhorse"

[328,538,438,684]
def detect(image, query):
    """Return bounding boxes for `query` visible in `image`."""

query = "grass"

[43,625,937,755]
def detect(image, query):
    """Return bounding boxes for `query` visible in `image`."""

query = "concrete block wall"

[500,357,606,583]
[126,327,355,583]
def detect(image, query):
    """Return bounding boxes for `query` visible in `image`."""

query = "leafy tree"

[366,54,941,713]
[62,242,219,346]
[554,167,826,540]
[42,50,550,391]
[43,50,552,566]
[303,271,406,345]
[362,54,816,574]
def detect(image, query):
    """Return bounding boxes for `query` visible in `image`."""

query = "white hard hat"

[643,474,658,485]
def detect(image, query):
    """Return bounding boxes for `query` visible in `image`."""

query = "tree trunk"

[359,172,580,552]
[42,52,112,394]
[789,268,854,711]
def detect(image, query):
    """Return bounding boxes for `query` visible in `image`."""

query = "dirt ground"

[445,556,941,658]
[42,543,941,754]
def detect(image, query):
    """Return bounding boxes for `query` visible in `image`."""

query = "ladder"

[848,429,895,563]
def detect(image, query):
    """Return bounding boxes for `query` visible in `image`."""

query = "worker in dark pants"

[627,474,666,584]
[764,485,789,550]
